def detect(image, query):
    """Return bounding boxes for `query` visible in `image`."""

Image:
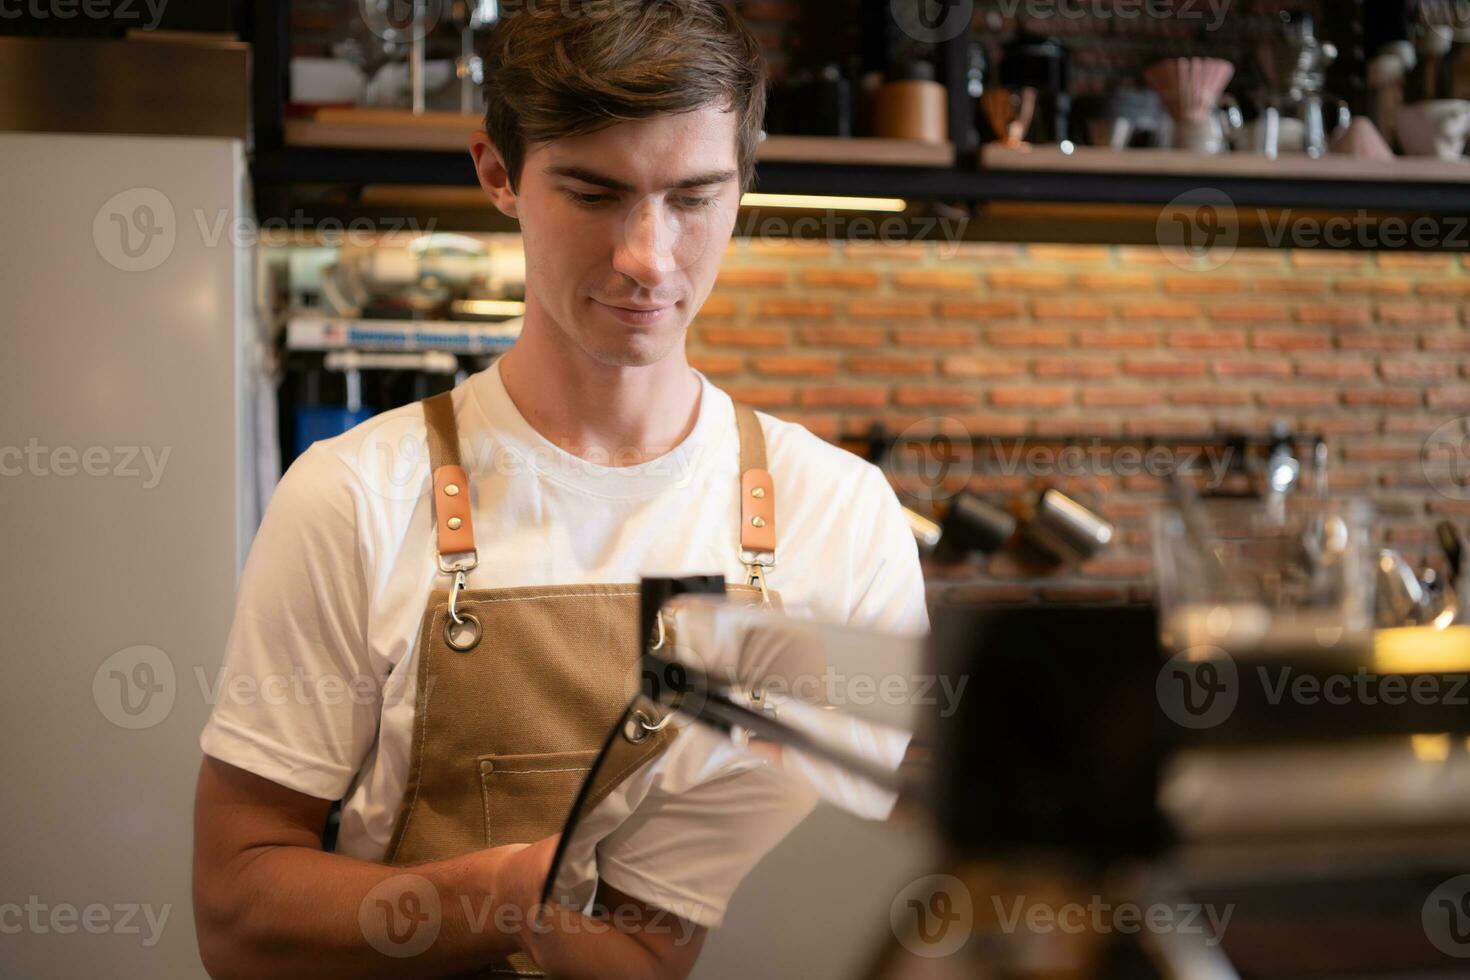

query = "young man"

[192,3,928,977]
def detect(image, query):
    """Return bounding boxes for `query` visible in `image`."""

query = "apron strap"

[424,391,476,562]
[734,402,777,571]
[423,389,777,570]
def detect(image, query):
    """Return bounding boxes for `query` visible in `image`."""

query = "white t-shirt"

[199,358,929,926]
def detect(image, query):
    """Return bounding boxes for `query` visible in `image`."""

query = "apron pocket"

[477,749,599,849]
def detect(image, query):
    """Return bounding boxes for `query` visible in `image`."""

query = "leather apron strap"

[424,389,778,575]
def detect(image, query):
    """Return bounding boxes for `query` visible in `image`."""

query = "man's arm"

[193,757,706,980]
[193,756,533,979]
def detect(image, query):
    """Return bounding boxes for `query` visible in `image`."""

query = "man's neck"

[497,319,702,468]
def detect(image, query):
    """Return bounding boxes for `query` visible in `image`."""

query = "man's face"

[507,107,742,368]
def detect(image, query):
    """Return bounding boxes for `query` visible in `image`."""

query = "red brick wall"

[687,241,1470,604]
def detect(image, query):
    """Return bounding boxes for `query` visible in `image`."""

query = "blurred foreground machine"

[539,572,1470,980]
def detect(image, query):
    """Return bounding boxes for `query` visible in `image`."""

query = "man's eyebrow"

[545,166,737,192]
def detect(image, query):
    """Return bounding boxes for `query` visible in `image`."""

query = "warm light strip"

[739,192,908,213]
[454,299,528,318]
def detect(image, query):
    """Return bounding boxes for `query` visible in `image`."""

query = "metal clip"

[746,563,772,608]
[439,551,479,625]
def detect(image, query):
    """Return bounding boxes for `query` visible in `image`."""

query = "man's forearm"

[195,844,527,980]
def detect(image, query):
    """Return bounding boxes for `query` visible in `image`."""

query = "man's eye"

[677,197,716,210]
[566,191,610,207]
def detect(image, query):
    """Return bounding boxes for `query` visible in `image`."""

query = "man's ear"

[469,131,519,220]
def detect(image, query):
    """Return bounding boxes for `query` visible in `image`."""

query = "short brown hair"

[483,0,767,192]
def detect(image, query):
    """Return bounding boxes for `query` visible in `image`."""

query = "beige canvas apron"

[383,389,781,975]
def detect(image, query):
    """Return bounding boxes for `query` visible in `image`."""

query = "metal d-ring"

[445,611,482,652]
[625,703,675,743]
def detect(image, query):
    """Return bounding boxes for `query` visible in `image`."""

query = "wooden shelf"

[981,144,1470,184]
[285,108,952,166]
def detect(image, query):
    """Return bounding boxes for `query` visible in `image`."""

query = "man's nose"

[612,197,683,289]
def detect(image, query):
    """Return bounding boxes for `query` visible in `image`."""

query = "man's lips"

[594,299,677,325]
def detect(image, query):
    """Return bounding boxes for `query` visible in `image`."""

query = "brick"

[1213,359,1292,379]
[1168,329,1248,350]
[893,386,982,408]
[1252,330,1332,351]
[1027,244,1113,264]
[1258,389,1336,409]
[847,356,936,377]
[942,356,1025,379]
[698,295,738,317]
[1122,359,1207,378]
[1379,302,1459,326]
[940,299,1025,320]
[948,242,1024,262]
[1034,298,1112,321]
[1077,329,1157,349]
[1082,389,1164,408]
[701,325,788,347]
[988,269,1071,290]
[1381,359,1457,382]
[1423,335,1470,351]
[840,241,930,262]
[1163,276,1247,295]
[1125,417,1213,436]
[988,387,1073,408]
[798,386,889,408]
[892,270,980,293]
[798,268,882,289]
[720,384,795,407]
[1119,300,1202,321]
[1209,301,1292,322]
[1341,389,1420,408]
[1292,251,1369,269]
[893,326,980,348]
[1294,303,1372,327]
[1345,444,1421,463]
[797,326,885,347]
[1377,252,1456,271]
[716,267,790,288]
[755,298,834,319]
[847,299,932,320]
[1428,388,1470,410]
[949,414,1030,437]
[746,240,831,259]
[751,354,840,377]
[1296,359,1375,381]
[1033,358,1118,379]
[1336,279,1414,297]
[1032,416,1121,436]
[987,327,1072,348]
[1171,389,1252,406]
[1080,557,1153,578]
[1336,332,1416,351]
[1074,272,1157,292]
[1255,277,1331,296]
[689,353,743,375]
[1382,414,1451,434]
[944,584,1034,604]
[1417,281,1470,298]
[1116,246,1182,266]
